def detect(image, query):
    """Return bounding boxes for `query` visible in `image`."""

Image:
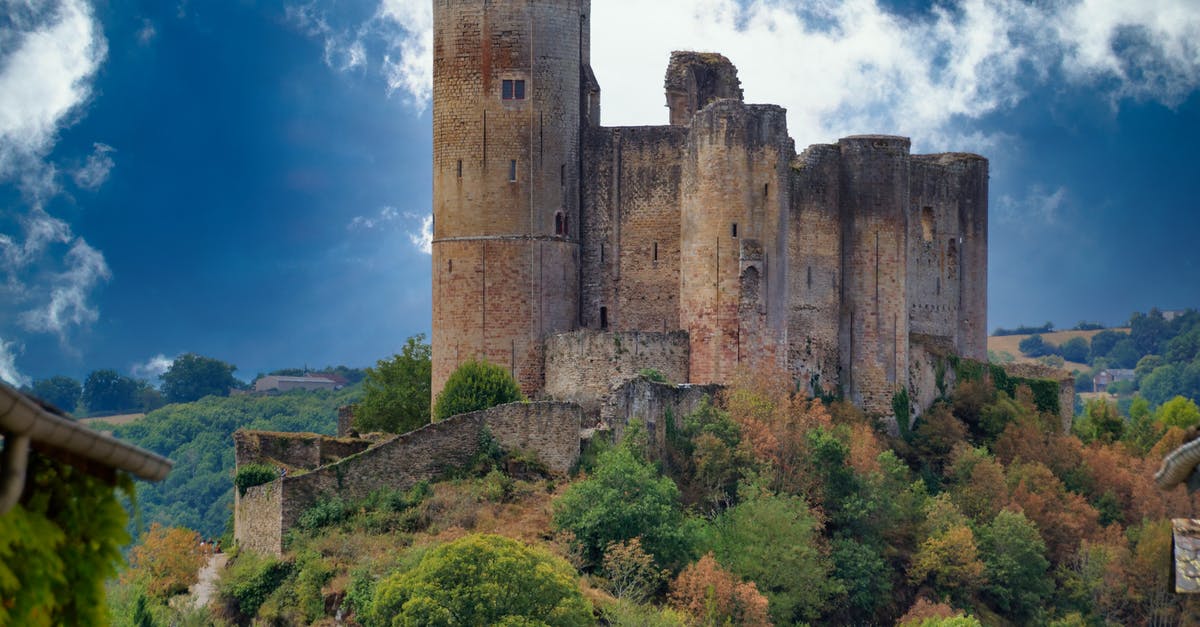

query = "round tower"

[837,135,910,415]
[431,0,588,400]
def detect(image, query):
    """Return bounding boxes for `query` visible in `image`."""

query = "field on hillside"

[987,327,1129,372]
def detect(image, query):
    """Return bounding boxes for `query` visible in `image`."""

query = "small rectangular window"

[731,223,738,237]
[502,79,526,100]
[509,159,517,182]
[653,242,658,261]
[600,306,608,330]
[457,159,463,178]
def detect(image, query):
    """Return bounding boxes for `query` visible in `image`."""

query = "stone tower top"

[665,51,743,126]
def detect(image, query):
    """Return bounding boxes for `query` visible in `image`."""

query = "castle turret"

[838,135,911,415]
[680,100,792,384]
[431,0,589,399]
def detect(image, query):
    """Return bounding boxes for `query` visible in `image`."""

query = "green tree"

[708,492,841,625]
[1059,337,1090,363]
[1155,395,1200,429]
[977,510,1051,621]
[31,375,81,412]
[553,444,695,570]
[1122,396,1161,454]
[367,534,591,627]
[1018,334,1057,358]
[160,353,238,403]
[1105,338,1140,369]
[1075,399,1124,443]
[354,334,432,433]
[82,369,140,414]
[433,359,524,421]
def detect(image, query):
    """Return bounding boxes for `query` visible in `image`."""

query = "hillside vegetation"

[108,367,1200,626]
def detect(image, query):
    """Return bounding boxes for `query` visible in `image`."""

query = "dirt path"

[191,553,228,609]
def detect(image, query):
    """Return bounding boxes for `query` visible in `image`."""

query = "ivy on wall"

[0,451,134,626]
[949,357,1061,416]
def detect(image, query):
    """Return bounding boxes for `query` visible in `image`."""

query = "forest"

[103,358,1200,626]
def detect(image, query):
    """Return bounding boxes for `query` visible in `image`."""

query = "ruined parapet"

[235,401,583,555]
[665,51,743,126]
[838,135,911,416]
[908,152,988,361]
[601,378,723,459]
[233,430,371,471]
[1000,362,1075,432]
[337,405,354,437]
[543,329,689,417]
[788,144,842,395]
[681,100,793,384]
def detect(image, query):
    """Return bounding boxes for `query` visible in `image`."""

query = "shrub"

[638,368,668,383]
[234,464,278,496]
[601,537,667,603]
[366,534,591,627]
[296,496,352,533]
[217,552,292,620]
[433,359,524,421]
[669,553,771,627]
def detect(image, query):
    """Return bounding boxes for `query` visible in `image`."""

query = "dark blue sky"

[2,0,1199,385]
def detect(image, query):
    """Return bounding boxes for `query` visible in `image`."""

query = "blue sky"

[1,0,1198,386]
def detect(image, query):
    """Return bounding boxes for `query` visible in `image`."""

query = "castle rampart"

[544,329,689,415]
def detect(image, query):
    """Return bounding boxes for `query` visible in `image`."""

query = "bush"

[1018,334,1058,358]
[669,553,771,627]
[1059,337,1090,363]
[217,552,292,620]
[295,496,353,533]
[366,534,591,627]
[234,464,278,496]
[638,368,668,383]
[433,359,524,421]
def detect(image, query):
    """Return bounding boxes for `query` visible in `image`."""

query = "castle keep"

[430,0,988,417]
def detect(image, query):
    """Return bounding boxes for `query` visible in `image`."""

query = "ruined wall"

[431,0,589,398]
[235,402,582,555]
[680,101,793,384]
[580,126,687,332]
[233,431,370,470]
[664,52,743,127]
[838,136,911,415]
[788,144,843,395]
[543,330,689,414]
[601,379,723,459]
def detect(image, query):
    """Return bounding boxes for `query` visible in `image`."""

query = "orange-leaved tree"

[123,523,204,598]
[670,553,771,627]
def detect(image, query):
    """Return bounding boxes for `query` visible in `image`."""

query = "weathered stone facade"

[235,401,582,555]
[543,330,689,416]
[431,0,989,418]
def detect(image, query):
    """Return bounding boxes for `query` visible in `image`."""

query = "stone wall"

[543,329,689,415]
[233,431,371,470]
[235,401,582,555]
[1001,362,1076,432]
[601,379,722,459]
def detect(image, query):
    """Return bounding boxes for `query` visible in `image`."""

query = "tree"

[82,369,140,413]
[669,554,771,627]
[908,495,985,605]
[1105,338,1140,369]
[31,375,81,412]
[160,353,238,403]
[708,492,840,625]
[433,359,524,421]
[601,537,666,603]
[123,524,204,599]
[1088,330,1126,364]
[1076,399,1124,444]
[1060,337,1090,363]
[367,534,592,627]
[977,510,1051,621]
[1018,334,1057,358]
[553,444,695,570]
[354,334,432,433]
[1154,395,1200,429]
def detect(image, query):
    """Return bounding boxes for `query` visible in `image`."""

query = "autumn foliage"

[123,523,205,598]
[669,553,771,627]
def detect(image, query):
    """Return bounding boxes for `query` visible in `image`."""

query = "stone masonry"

[431,0,988,419]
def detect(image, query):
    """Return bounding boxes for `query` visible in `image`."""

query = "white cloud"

[137,18,156,46]
[19,239,112,340]
[72,141,115,190]
[0,337,31,387]
[998,185,1069,229]
[301,0,1200,150]
[132,353,175,380]
[407,212,432,255]
[347,205,400,230]
[0,0,107,190]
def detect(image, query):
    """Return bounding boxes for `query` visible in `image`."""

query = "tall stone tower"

[431,0,588,399]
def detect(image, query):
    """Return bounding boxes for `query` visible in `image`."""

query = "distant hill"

[988,328,1130,372]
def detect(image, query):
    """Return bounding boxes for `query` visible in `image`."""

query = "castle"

[430,0,988,419]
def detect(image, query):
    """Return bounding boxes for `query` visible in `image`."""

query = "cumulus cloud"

[407,212,432,255]
[286,0,432,108]
[0,0,108,191]
[0,1,111,370]
[132,353,175,380]
[295,0,1200,149]
[72,141,115,190]
[0,337,31,387]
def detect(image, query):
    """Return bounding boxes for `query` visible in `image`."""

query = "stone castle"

[430,0,988,418]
